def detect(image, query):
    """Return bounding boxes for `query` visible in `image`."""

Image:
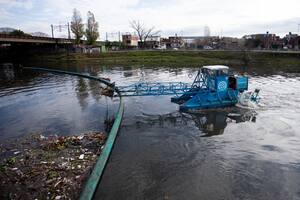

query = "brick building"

[122,34,138,48]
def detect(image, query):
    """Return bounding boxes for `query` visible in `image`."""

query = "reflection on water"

[133,109,257,137]
[0,64,118,140]
[76,77,89,109]
[193,111,228,136]
[192,109,257,137]
[1,62,300,199]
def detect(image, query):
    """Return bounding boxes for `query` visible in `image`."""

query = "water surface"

[1,63,300,200]
[95,66,300,200]
[0,64,118,139]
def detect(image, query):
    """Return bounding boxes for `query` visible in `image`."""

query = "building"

[243,32,280,49]
[169,34,185,49]
[219,37,244,50]
[145,35,161,48]
[181,36,219,49]
[122,34,138,48]
[183,38,197,49]
[159,36,184,49]
[284,32,300,50]
[160,38,170,49]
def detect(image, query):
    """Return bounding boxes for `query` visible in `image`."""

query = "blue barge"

[118,65,259,111]
[171,65,257,110]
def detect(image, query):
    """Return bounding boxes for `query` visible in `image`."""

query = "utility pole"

[67,22,71,39]
[266,31,270,49]
[106,32,108,41]
[51,24,54,38]
[51,23,70,39]
[118,31,121,48]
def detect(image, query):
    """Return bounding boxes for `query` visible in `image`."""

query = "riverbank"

[26,50,300,70]
[0,132,106,200]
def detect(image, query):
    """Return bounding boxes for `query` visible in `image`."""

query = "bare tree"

[71,9,84,44]
[130,20,160,48]
[85,11,99,45]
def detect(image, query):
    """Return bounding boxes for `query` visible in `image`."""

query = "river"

[1,63,300,200]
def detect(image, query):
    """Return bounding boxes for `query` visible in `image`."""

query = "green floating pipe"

[23,67,124,200]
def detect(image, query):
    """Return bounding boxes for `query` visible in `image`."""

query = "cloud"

[0,0,33,10]
[0,0,299,38]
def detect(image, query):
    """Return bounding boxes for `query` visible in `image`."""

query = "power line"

[50,22,71,39]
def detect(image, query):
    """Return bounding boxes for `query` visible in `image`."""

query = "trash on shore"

[0,132,106,200]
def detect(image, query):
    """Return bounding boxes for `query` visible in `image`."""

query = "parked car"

[203,45,213,50]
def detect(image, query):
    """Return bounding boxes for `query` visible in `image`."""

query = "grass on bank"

[30,50,300,70]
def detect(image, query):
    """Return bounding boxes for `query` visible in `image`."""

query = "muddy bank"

[0,132,106,200]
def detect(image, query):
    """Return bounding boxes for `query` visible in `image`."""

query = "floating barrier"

[23,67,124,200]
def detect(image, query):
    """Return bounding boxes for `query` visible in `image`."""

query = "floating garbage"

[0,132,106,200]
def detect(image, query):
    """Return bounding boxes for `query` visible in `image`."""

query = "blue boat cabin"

[171,65,249,110]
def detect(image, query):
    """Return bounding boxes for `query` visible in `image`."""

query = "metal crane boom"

[118,82,192,96]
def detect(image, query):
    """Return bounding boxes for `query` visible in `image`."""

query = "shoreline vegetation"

[27,50,300,70]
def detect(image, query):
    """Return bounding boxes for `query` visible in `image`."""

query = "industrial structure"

[118,65,259,111]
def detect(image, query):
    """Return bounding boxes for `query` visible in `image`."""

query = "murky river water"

[1,63,300,199]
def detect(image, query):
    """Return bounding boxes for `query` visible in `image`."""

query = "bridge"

[0,33,76,60]
[0,33,73,44]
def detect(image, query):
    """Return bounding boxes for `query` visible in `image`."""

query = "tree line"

[71,8,160,48]
[71,9,99,45]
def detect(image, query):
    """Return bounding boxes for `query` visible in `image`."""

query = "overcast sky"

[0,0,300,39]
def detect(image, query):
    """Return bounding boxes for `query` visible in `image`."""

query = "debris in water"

[101,85,115,97]
[0,132,107,200]
[55,195,62,200]
[78,135,84,140]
